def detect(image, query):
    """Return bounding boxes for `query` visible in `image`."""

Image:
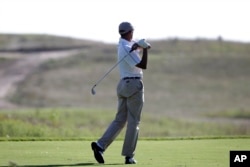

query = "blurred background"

[0,0,249,139]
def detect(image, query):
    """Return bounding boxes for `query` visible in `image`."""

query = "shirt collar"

[119,37,129,43]
[119,38,136,45]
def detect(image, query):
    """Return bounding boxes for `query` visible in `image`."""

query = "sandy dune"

[0,50,81,108]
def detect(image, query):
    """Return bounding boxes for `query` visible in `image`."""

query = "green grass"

[0,34,101,51]
[1,108,249,139]
[7,39,250,118]
[1,35,250,114]
[0,139,249,167]
[205,109,250,119]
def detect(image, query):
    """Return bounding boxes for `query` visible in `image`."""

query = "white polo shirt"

[117,38,143,79]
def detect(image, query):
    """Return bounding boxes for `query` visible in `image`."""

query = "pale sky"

[0,0,249,43]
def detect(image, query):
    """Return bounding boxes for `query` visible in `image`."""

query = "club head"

[91,85,96,95]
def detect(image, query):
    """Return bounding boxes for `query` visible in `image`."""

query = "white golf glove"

[137,39,151,49]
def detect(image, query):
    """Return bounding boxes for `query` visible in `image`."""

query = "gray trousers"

[98,78,144,157]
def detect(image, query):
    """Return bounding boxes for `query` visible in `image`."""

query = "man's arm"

[136,48,148,69]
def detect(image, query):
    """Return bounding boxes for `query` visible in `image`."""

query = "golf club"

[91,46,136,95]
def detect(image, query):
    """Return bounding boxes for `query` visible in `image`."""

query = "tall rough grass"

[0,108,249,139]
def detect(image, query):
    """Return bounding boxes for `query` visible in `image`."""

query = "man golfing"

[91,21,150,164]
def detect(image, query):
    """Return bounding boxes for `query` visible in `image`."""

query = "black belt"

[123,77,141,80]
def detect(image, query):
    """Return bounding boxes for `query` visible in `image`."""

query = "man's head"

[119,22,134,35]
[119,22,134,41]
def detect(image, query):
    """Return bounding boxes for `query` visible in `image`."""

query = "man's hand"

[137,39,151,49]
[130,43,139,52]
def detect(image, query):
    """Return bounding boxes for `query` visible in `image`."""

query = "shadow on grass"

[2,163,94,167]
[2,162,124,167]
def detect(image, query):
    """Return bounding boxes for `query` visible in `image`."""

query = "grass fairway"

[0,138,249,167]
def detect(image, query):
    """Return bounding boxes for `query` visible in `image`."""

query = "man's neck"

[121,36,131,42]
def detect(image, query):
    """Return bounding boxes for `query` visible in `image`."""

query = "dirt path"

[0,49,82,108]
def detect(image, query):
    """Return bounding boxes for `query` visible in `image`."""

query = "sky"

[0,0,249,43]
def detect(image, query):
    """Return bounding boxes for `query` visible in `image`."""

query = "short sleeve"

[120,44,140,68]
[124,51,140,67]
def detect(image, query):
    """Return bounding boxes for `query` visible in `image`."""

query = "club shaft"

[93,53,129,88]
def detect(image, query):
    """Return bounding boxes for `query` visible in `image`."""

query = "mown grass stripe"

[1,135,249,142]
[1,139,250,167]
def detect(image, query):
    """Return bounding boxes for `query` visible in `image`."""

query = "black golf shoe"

[91,142,104,164]
[125,157,137,164]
